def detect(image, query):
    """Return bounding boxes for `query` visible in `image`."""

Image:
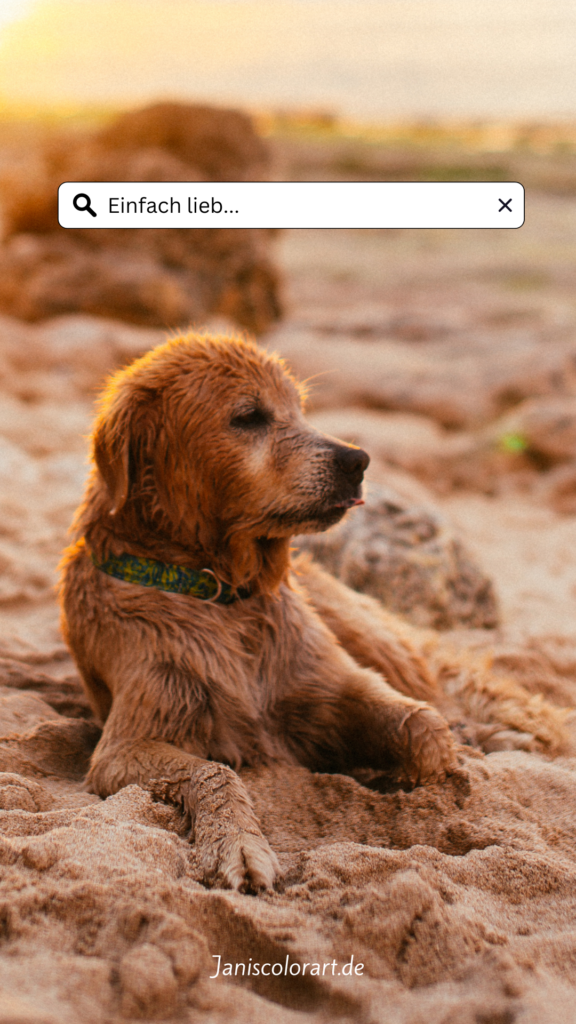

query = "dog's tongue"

[336,497,365,509]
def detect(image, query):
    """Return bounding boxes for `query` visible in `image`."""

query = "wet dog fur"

[60,333,561,892]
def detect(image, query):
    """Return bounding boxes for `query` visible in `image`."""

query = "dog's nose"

[334,445,370,479]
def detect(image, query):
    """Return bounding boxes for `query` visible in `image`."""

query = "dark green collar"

[90,549,251,604]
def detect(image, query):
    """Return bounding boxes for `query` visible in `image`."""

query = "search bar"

[58,181,525,229]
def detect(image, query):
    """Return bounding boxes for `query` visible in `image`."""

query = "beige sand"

[1,177,576,1022]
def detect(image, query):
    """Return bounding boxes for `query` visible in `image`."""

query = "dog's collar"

[89,548,251,604]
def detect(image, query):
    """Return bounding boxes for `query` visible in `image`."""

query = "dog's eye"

[230,408,269,429]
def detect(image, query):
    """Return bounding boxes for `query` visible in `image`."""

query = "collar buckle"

[201,568,223,603]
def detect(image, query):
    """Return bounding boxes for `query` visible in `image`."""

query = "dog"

[60,332,559,892]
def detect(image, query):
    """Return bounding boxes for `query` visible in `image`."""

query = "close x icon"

[499,197,513,212]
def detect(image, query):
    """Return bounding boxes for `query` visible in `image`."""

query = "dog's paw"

[202,829,280,893]
[399,704,457,785]
[476,725,535,754]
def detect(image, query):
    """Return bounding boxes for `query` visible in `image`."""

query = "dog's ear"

[92,406,131,516]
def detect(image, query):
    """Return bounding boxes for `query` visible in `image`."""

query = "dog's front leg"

[294,554,438,702]
[88,732,279,892]
[336,672,457,785]
[278,653,456,786]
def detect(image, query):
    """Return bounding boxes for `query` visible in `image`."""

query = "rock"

[306,407,483,493]
[308,407,545,498]
[496,395,576,464]
[0,312,166,401]
[295,483,498,630]
[539,461,576,514]
[271,327,576,428]
[0,103,282,335]
[96,101,270,183]
[307,407,451,469]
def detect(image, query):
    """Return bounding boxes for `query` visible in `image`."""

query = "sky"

[0,0,575,121]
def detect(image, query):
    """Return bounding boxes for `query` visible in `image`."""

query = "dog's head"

[90,333,369,589]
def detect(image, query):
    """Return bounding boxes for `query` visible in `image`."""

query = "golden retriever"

[59,333,565,892]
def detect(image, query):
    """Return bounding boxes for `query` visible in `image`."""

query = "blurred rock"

[307,407,479,491]
[295,483,499,630]
[539,462,576,514]
[0,312,163,401]
[308,407,451,466]
[496,395,576,464]
[97,102,270,183]
[0,102,282,334]
[272,327,576,428]
[308,406,536,497]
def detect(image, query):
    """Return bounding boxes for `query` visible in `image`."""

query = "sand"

[2,137,576,1021]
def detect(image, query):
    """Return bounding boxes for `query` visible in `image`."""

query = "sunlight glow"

[0,0,574,120]
[0,0,37,32]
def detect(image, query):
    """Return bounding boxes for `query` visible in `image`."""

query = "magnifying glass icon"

[73,193,97,218]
